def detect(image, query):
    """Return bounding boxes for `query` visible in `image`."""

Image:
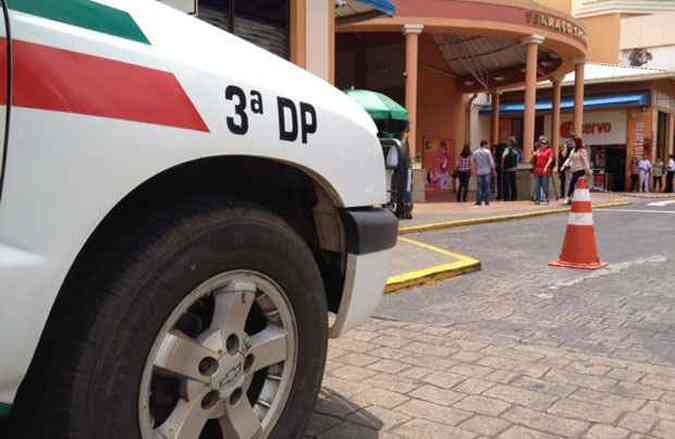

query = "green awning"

[346,89,409,122]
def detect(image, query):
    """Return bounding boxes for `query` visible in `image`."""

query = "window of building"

[197,0,290,59]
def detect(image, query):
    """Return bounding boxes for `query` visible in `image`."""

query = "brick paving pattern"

[309,318,675,438]
[307,199,675,438]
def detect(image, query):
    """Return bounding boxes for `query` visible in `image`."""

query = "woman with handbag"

[565,136,591,205]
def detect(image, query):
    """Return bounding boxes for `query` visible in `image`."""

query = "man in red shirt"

[534,137,554,204]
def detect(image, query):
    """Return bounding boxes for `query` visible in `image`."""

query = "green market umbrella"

[346,89,409,122]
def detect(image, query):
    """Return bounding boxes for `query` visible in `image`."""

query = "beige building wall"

[535,0,572,14]
[305,0,333,82]
[579,14,622,64]
[536,1,621,63]
[292,0,336,83]
[621,13,675,50]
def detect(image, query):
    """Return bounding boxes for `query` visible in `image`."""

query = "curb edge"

[384,237,482,294]
[399,200,631,235]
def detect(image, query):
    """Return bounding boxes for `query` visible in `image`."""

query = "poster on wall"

[423,138,452,191]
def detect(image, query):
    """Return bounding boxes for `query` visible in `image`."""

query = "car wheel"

[9,202,328,439]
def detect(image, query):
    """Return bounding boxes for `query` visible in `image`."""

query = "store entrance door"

[605,146,626,192]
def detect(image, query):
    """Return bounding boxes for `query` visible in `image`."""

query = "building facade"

[337,0,589,200]
[478,64,675,191]
[536,0,675,68]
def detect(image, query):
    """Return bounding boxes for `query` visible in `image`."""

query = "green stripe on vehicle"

[8,0,150,44]
[0,403,10,416]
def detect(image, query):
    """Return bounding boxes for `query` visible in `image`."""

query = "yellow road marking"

[385,237,481,294]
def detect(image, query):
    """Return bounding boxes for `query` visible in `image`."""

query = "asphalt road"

[377,198,675,367]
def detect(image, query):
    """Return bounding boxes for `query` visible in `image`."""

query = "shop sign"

[526,11,587,43]
[561,121,612,138]
[546,111,627,146]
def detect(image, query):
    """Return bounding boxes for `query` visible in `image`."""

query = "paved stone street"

[310,200,675,438]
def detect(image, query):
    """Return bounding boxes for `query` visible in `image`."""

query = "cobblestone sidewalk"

[309,318,675,439]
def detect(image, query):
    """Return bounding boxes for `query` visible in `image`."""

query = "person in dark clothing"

[456,144,472,202]
[493,142,507,200]
[630,158,640,192]
[667,155,675,193]
[502,140,519,201]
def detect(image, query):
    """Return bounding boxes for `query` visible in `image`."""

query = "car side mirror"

[385,145,400,170]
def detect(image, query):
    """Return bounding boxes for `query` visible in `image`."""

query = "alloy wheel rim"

[138,270,298,439]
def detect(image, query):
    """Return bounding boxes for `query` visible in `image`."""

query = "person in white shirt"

[638,157,653,192]
[471,140,496,206]
[564,137,591,204]
[667,155,675,193]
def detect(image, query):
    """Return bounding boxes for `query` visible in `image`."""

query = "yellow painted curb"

[385,237,481,294]
[399,200,631,235]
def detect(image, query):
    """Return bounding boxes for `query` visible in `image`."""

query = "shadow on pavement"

[308,388,383,438]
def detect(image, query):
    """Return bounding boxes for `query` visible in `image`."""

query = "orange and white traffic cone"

[550,178,607,270]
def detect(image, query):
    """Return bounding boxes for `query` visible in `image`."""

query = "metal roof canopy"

[495,63,675,96]
[336,0,396,25]
[432,33,561,92]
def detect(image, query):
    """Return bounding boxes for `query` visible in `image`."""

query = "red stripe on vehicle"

[0,39,209,132]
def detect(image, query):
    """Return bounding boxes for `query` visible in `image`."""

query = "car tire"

[9,201,328,439]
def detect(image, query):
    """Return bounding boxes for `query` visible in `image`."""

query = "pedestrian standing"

[667,154,675,193]
[509,136,523,164]
[456,144,472,202]
[502,139,519,201]
[558,142,572,200]
[638,157,652,192]
[533,137,553,204]
[530,141,540,201]
[630,158,640,192]
[494,142,506,200]
[654,158,665,192]
[566,136,591,204]
[472,140,496,206]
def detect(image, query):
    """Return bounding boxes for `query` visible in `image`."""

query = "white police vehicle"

[0,1,397,437]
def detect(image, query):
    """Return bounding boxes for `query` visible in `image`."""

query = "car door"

[0,0,9,200]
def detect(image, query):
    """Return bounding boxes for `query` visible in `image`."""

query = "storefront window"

[197,0,290,59]
[198,0,232,31]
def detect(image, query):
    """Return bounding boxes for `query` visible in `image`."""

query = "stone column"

[573,60,586,137]
[404,24,424,161]
[523,35,545,162]
[491,92,501,146]
[551,78,563,162]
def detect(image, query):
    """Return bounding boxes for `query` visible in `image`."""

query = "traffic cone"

[550,178,607,270]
